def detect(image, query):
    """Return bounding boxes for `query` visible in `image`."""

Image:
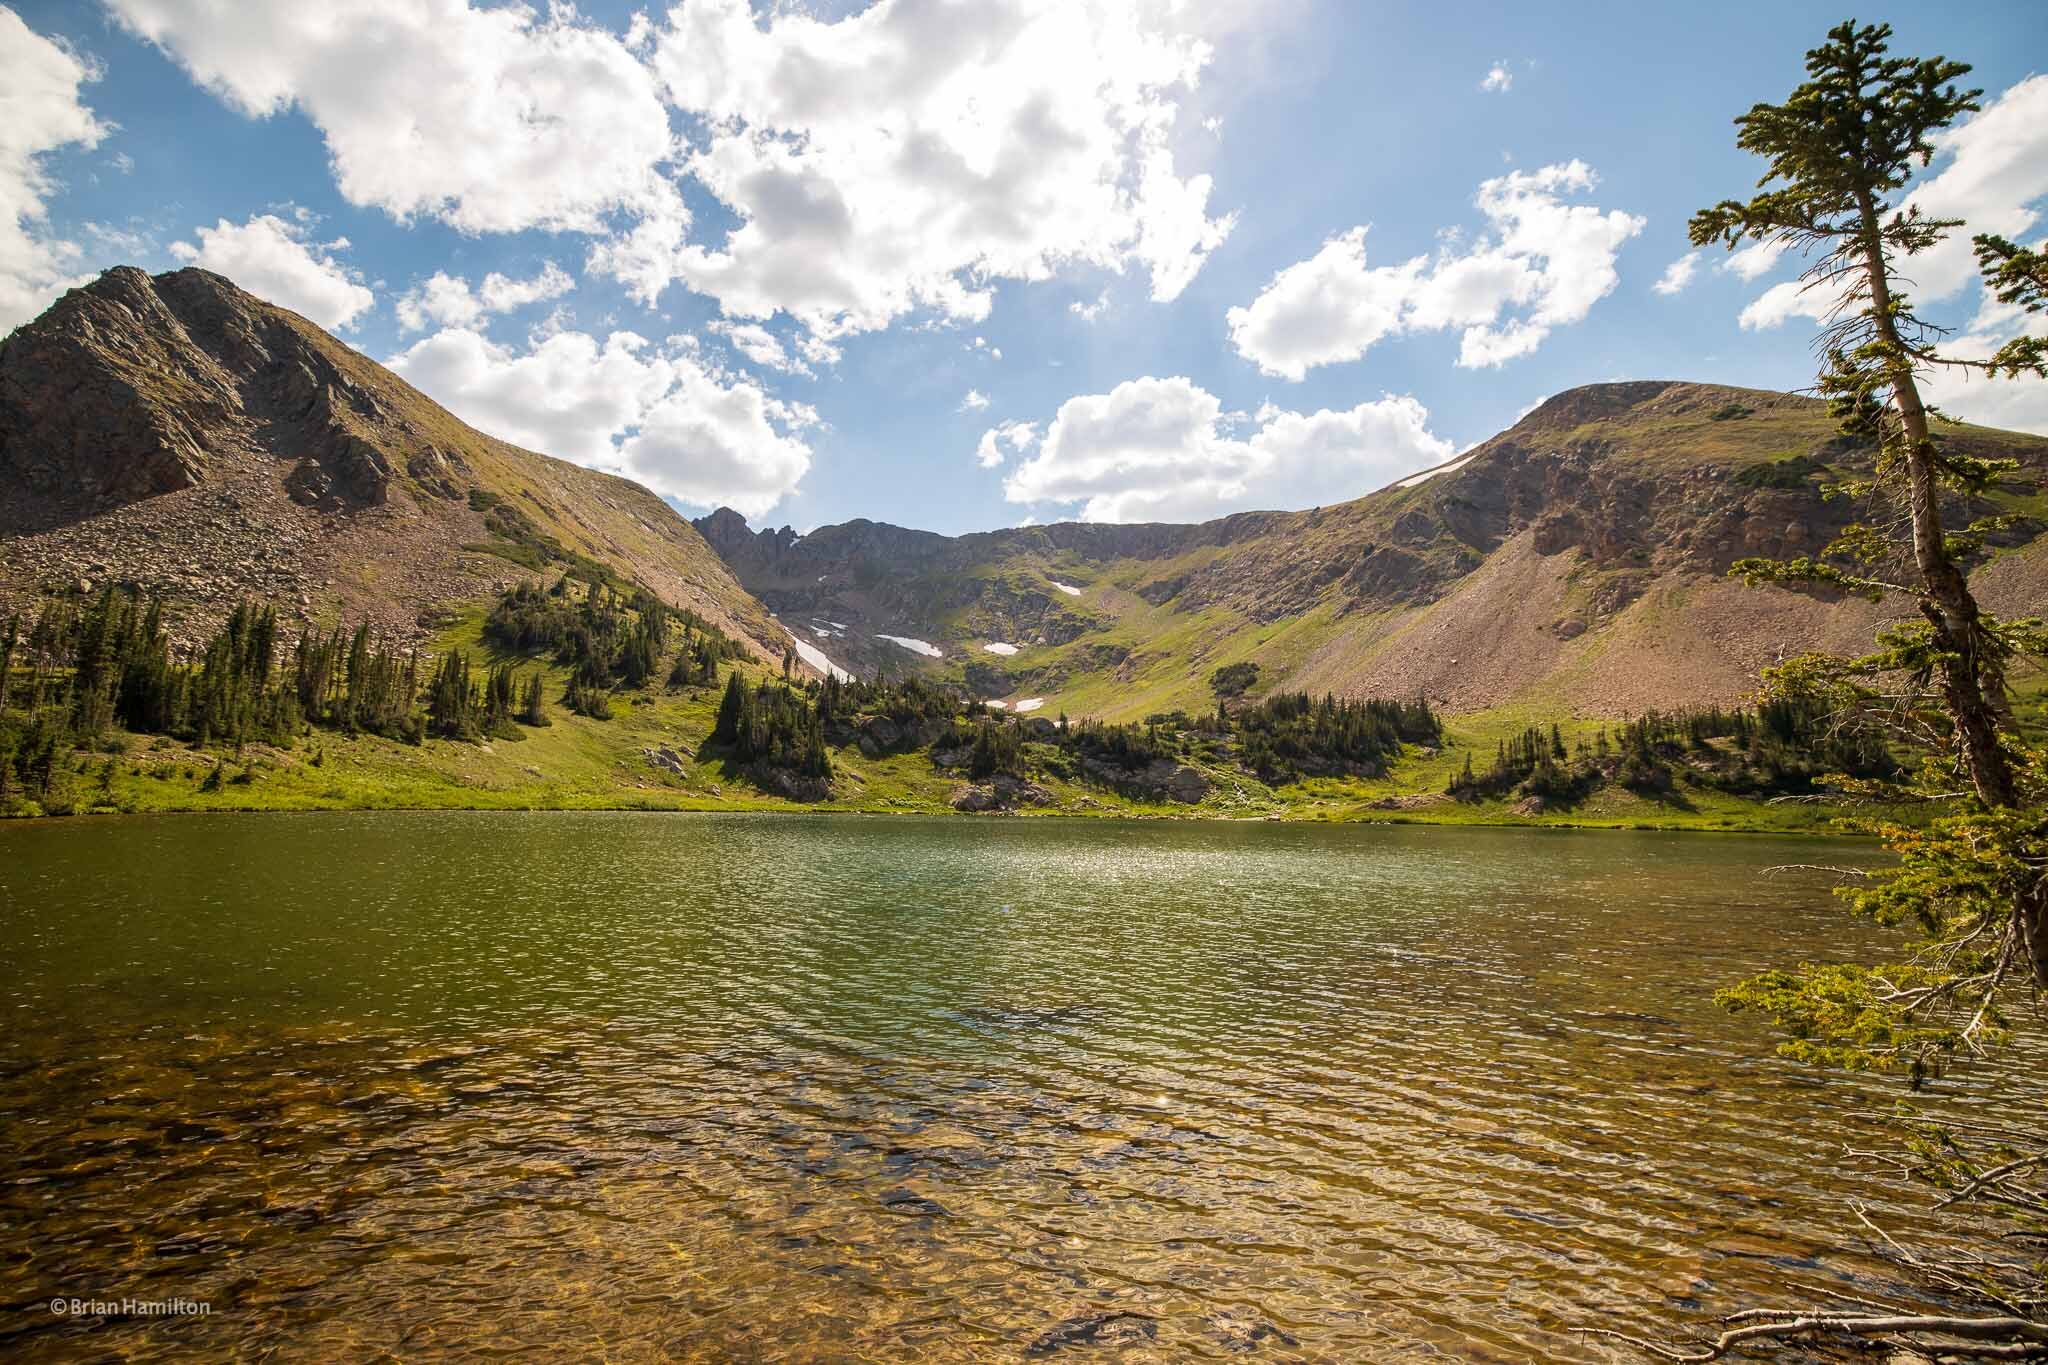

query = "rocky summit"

[0,267,779,657]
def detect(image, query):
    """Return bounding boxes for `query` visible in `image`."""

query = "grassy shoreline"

[10,721,1876,838]
[3,604,1900,837]
[0,801,1874,838]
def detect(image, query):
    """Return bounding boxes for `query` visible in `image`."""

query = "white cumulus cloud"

[975,419,1039,469]
[170,213,374,330]
[707,318,821,377]
[959,388,991,413]
[613,0,1234,339]
[0,7,110,334]
[1480,63,1512,94]
[109,0,679,236]
[395,262,572,333]
[478,262,574,313]
[1652,252,1699,296]
[1226,160,1644,379]
[1001,375,1454,522]
[1722,237,1788,282]
[386,327,813,518]
[1071,289,1110,322]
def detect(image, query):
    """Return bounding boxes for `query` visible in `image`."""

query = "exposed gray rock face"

[949,775,1055,812]
[0,266,426,523]
[1075,755,1210,804]
[0,267,232,507]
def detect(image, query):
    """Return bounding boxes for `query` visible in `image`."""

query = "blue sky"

[4,1,2044,534]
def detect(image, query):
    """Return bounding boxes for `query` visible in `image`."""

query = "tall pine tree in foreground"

[1690,23,2032,812]
[1597,22,2048,1363]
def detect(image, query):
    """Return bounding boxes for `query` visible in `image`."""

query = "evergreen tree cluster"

[290,623,423,739]
[936,716,1025,779]
[811,672,959,739]
[5,590,305,752]
[484,577,738,717]
[425,651,533,741]
[0,587,562,812]
[1233,693,1441,784]
[1446,702,1898,805]
[0,709,66,812]
[709,671,830,778]
[1065,715,1175,770]
[1208,661,1261,699]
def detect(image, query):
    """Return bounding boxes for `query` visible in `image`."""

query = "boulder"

[991,774,1054,806]
[1080,755,1210,804]
[1160,762,1211,803]
[949,775,1053,812]
[643,745,687,776]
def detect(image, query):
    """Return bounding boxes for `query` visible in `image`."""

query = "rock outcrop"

[949,775,1055,811]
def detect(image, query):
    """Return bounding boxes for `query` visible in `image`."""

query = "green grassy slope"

[47,609,1860,835]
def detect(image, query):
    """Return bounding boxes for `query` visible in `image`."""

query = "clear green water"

[0,813,2037,1361]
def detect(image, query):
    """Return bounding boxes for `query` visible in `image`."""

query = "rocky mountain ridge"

[6,270,2042,719]
[698,380,2048,717]
[0,267,780,656]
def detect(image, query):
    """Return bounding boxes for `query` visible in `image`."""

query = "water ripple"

[0,812,2038,1361]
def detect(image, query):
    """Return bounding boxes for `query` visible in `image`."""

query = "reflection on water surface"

[2,813,2036,1360]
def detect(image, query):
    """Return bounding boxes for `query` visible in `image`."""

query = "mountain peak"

[697,506,754,541]
[0,265,781,659]
[1509,380,1814,439]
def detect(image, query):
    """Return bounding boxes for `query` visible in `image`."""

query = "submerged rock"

[1026,1311,1157,1356]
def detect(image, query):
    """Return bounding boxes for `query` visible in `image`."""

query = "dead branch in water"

[1583,1309,2048,1361]
[1586,1123,2048,1361]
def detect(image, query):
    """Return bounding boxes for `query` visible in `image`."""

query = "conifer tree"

[520,671,550,727]
[0,614,15,713]
[1690,21,2030,808]
[1692,21,2048,996]
[712,670,746,746]
[426,650,477,740]
[1647,26,2048,1357]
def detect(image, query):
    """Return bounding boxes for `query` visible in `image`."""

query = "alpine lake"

[3,812,2040,1361]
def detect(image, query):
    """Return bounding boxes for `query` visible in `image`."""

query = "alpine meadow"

[2,4,2046,1361]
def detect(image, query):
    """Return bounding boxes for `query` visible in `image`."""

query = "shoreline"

[0,793,1877,839]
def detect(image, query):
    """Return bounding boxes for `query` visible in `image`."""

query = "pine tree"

[426,650,477,740]
[0,614,15,713]
[1676,29,2048,1357]
[1691,22,2024,808]
[520,672,550,727]
[712,670,746,746]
